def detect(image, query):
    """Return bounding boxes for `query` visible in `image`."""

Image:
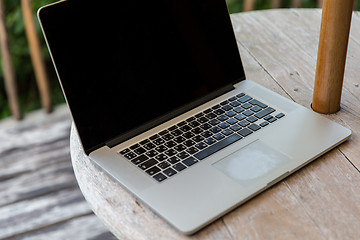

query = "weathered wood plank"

[7,215,116,240]
[0,161,77,207]
[0,188,92,239]
[0,105,114,239]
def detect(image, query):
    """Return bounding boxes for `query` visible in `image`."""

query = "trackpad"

[213,140,291,186]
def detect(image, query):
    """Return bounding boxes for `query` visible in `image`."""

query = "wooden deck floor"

[0,105,116,240]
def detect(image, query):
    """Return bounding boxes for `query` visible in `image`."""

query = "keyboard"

[119,93,285,183]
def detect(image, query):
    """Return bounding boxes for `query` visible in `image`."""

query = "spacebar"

[194,134,242,160]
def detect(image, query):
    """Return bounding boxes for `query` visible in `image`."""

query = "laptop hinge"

[106,84,235,148]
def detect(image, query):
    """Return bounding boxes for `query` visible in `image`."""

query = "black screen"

[39,0,245,154]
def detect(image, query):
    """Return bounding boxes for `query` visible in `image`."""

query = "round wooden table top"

[71,9,360,240]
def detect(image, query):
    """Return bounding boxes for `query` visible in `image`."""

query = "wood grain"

[0,106,115,240]
[22,0,52,113]
[70,9,360,240]
[312,0,354,113]
[0,0,22,120]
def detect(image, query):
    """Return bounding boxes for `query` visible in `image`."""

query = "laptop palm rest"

[213,140,292,186]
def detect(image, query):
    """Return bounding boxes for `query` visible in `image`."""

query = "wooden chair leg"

[244,0,255,12]
[312,0,354,113]
[22,0,52,113]
[0,0,22,120]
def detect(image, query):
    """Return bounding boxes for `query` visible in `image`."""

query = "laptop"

[38,0,351,234]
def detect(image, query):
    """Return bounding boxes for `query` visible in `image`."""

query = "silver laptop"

[38,0,351,234]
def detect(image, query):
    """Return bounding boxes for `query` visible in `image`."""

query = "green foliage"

[0,0,60,119]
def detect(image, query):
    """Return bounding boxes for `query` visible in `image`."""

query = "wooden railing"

[0,0,51,120]
[244,0,323,11]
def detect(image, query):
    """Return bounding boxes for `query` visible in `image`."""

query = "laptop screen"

[39,0,245,154]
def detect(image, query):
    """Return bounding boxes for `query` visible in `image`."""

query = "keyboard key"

[184,140,195,147]
[153,138,165,145]
[204,137,217,145]
[201,131,212,138]
[248,124,261,131]
[205,112,217,119]
[155,154,168,161]
[168,125,178,131]
[254,107,275,119]
[130,144,140,150]
[119,148,130,155]
[164,140,177,148]
[213,133,225,141]
[260,121,269,127]
[230,101,241,107]
[192,135,204,142]
[131,154,149,165]
[158,161,171,169]
[233,106,245,113]
[239,120,249,127]
[230,124,241,131]
[180,125,192,132]
[177,151,190,159]
[168,156,181,164]
[155,145,168,153]
[182,157,198,167]
[268,117,277,123]
[222,105,233,111]
[159,130,169,136]
[222,129,234,136]
[218,122,230,129]
[226,111,237,117]
[183,132,195,139]
[220,100,229,106]
[214,109,225,115]
[194,134,242,160]
[243,110,254,116]
[226,118,238,125]
[146,150,158,158]
[162,133,174,141]
[143,142,156,150]
[186,116,196,122]
[238,95,253,103]
[235,114,246,121]
[174,144,186,152]
[209,119,221,126]
[200,123,212,130]
[139,159,158,170]
[164,149,177,157]
[241,103,252,109]
[164,168,177,177]
[276,113,285,118]
[191,127,203,135]
[210,126,222,134]
[124,152,137,160]
[228,96,238,101]
[246,116,258,123]
[238,128,253,137]
[171,129,183,136]
[198,117,209,123]
[251,106,262,112]
[236,93,245,98]
[146,166,161,176]
[186,147,199,154]
[174,136,186,143]
[249,99,267,108]
[217,115,229,121]
[188,121,200,128]
[195,142,207,150]
[173,163,187,172]
[149,134,159,140]
[153,173,167,182]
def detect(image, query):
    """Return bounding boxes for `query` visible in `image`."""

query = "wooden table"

[70,9,360,239]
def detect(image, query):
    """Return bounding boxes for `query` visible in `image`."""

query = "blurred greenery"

[0,0,359,119]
